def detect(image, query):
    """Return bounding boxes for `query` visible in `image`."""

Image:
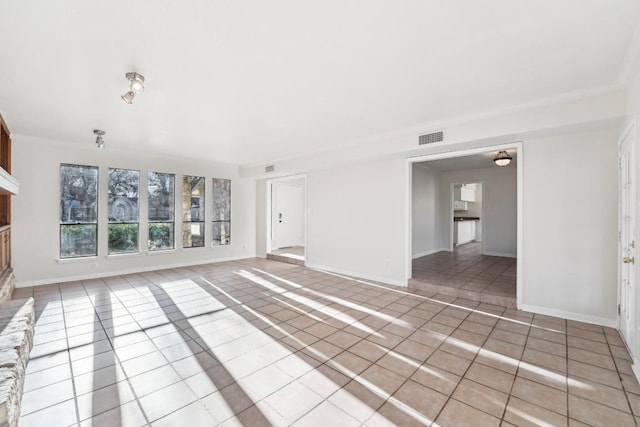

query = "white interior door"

[273,183,303,249]
[619,124,636,351]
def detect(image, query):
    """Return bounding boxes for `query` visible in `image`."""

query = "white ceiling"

[0,1,638,166]
[418,151,517,171]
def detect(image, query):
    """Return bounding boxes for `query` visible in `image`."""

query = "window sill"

[57,256,98,264]
[180,246,208,252]
[106,252,141,259]
[146,249,177,256]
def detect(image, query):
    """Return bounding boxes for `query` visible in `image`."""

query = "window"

[212,178,231,245]
[182,175,205,248]
[60,164,98,258]
[148,172,175,251]
[108,168,139,254]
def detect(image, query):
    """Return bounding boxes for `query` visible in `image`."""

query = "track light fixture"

[94,129,105,148]
[121,72,145,104]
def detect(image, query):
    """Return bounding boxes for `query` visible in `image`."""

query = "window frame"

[182,175,206,248]
[107,167,140,255]
[148,171,176,252]
[212,178,231,246]
[59,163,99,259]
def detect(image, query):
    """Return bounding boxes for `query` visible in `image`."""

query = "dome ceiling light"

[493,150,512,167]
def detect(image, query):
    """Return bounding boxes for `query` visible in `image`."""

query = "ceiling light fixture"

[493,150,512,167]
[121,72,145,104]
[121,91,135,104]
[94,129,106,148]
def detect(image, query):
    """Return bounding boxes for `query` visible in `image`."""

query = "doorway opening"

[452,182,483,256]
[407,144,522,308]
[266,175,306,266]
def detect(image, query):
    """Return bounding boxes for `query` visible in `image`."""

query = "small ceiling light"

[94,129,106,148]
[127,72,145,93]
[493,150,512,167]
[121,91,135,104]
[121,72,145,103]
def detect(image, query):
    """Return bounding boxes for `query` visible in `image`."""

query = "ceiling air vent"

[265,165,275,173]
[418,130,444,146]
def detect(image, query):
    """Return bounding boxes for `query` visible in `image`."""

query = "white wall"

[440,167,517,257]
[305,157,407,286]
[12,134,256,286]
[521,127,618,324]
[298,127,618,325]
[411,165,442,258]
[255,179,268,258]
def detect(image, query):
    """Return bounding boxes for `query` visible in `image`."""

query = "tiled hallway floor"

[15,258,640,426]
[411,243,517,306]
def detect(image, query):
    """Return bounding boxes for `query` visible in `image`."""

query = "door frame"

[266,174,307,255]
[406,141,524,308]
[618,120,637,349]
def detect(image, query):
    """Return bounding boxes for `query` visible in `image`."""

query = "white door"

[619,124,636,351]
[273,183,303,249]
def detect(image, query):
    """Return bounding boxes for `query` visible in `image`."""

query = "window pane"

[182,222,204,248]
[182,175,205,249]
[148,222,174,251]
[213,221,231,246]
[108,224,139,254]
[60,164,98,223]
[148,172,175,221]
[182,176,205,221]
[61,224,97,258]
[212,178,231,222]
[212,178,231,246]
[108,168,139,222]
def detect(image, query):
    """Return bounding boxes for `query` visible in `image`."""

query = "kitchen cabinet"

[456,220,476,245]
[460,185,476,202]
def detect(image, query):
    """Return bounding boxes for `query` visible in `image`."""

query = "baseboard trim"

[483,251,517,258]
[520,303,617,328]
[304,263,406,287]
[16,255,256,288]
[412,248,447,259]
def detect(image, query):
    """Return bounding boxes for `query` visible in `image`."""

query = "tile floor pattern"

[412,242,517,300]
[14,258,640,426]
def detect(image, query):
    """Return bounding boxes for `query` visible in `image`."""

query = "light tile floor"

[412,242,517,301]
[14,258,639,426]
